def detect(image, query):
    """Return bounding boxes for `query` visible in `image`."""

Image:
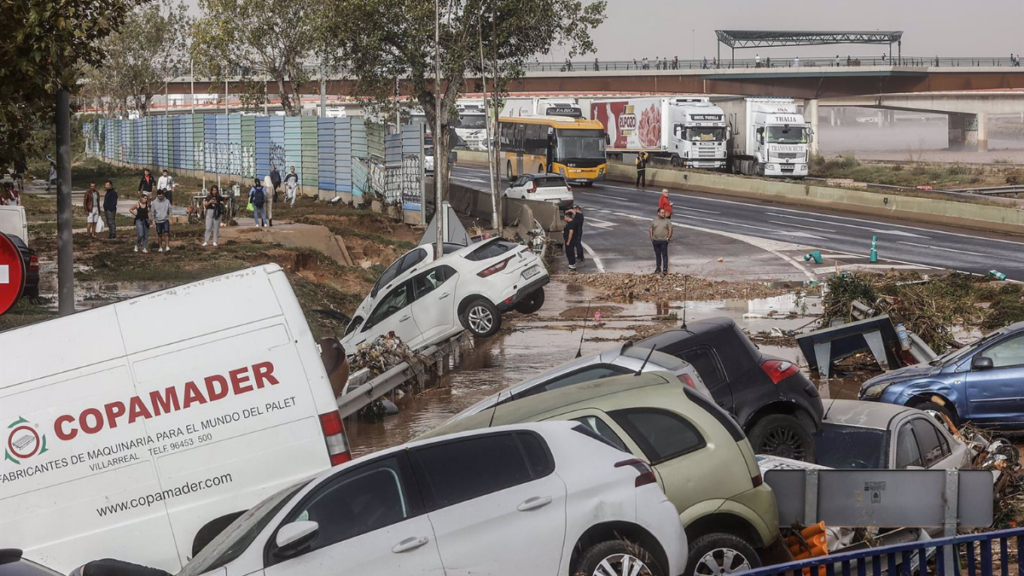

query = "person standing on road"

[284,166,299,207]
[658,189,673,218]
[84,181,101,237]
[635,152,647,188]
[262,174,275,226]
[151,190,172,252]
[203,185,224,247]
[138,168,156,197]
[46,161,57,192]
[650,208,673,275]
[130,194,151,253]
[103,181,118,239]
[270,165,282,201]
[562,212,577,271]
[157,169,174,204]
[249,177,267,227]
[571,205,585,263]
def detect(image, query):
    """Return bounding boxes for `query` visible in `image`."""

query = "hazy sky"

[546,0,1024,62]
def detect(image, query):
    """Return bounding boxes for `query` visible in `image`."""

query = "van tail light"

[319,410,352,467]
[528,183,537,194]
[761,359,800,384]
[615,458,658,488]
[29,255,39,271]
[477,256,513,277]
[677,373,696,389]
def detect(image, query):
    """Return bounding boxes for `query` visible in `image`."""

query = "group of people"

[1011,54,1022,67]
[247,165,300,228]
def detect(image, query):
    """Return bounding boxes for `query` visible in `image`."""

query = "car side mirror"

[274,520,319,557]
[972,356,994,371]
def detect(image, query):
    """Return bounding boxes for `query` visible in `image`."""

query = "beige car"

[420,372,780,576]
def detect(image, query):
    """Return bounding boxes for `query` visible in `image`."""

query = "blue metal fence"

[739,529,1024,576]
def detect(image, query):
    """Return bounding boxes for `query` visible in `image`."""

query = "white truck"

[591,96,730,169]
[0,264,351,573]
[717,97,813,178]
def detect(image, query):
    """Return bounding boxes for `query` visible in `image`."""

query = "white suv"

[504,173,575,211]
[178,422,687,576]
[343,238,548,351]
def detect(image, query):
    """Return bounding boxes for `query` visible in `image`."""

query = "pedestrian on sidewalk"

[14,160,26,193]
[46,161,56,192]
[130,194,151,253]
[138,168,156,197]
[157,169,174,204]
[284,166,299,207]
[262,174,275,226]
[635,152,648,188]
[103,181,118,239]
[650,208,672,274]
[571,205,585,263]
[270,165,282,202]
[152,190,172,252]
[84,181,101,237]
[249,177,267,227]
[659,188,673,218]
[203,185,224,247]
[562,212,577,271]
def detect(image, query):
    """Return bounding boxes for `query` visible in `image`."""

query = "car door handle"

[399,315,411,322]
[517,496,552,511]
[439,292,451,299]
[392,536,430,554]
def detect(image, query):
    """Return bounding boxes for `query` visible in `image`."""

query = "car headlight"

[800,164,807,170]
[861,381,894,400]
[766,164,776,170]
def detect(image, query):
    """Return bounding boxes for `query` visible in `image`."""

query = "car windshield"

[179,480,309,576]
[932,331,1003,366]
[556,129,606,160]
[766,126,808,144]
[813,424,887,469]
[686,127,726,142]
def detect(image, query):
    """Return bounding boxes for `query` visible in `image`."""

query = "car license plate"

[522,266,541,280]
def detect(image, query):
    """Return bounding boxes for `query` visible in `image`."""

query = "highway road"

[451,165,1024,281]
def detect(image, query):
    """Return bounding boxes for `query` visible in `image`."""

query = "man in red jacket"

[658,189,673,219]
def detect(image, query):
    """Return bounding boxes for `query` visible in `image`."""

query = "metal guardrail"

[737,528,1024,576]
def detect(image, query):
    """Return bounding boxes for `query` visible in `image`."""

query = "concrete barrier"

[448,183,562,231]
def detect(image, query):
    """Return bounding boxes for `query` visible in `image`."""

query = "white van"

[0,205,28,245]
[0,264,350,573]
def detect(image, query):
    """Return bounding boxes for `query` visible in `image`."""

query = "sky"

[544,0,1024,62]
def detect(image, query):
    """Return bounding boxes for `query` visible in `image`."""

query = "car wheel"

[913,400,957,425]
[686,533,761,576]
[513,287,545,314]
[461,298,502,338]
[577,540,663,576]
[747,414,816,462]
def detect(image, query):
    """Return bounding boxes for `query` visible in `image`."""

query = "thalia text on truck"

[0,264,350,574]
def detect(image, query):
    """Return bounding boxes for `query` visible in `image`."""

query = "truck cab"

[751,112,811,178]
[669,101,730,169]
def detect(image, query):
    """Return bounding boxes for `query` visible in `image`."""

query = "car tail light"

[677,373,696,389]
[477,256,513,277]
[615,458,658,488]
[319,410,352,467]
[528,183,537,194]
[761,359,800,384]
[29,255,39,271]
[751,473,763,488]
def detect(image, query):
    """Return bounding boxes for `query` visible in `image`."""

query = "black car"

[5,233,39,299]
[0,549,61,576]
[638,317,824,461]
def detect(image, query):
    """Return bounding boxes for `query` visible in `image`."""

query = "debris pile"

[561,273,803,303]
[349,334,419,377]
[950,423,1024,528]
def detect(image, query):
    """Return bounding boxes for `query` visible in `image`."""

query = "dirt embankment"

[559,273,807,303]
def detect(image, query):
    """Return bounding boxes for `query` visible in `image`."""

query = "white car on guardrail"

[342,238,549,352]
[503,173,575,211]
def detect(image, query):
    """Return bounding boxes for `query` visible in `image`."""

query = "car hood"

[861,362,943,388]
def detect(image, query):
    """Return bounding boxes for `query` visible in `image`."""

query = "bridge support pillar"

[805,99,819,155]
[948,112,987,151]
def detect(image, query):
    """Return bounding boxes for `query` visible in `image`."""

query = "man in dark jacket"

[103,181,119,239]
[138,169,156,196]
[571,205,585,263]
[269,165,282,201]
[562,212,577,271]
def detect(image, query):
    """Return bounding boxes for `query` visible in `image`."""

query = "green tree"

[325,0,606,206]
[0,0,141,164]
[190,0,326,116]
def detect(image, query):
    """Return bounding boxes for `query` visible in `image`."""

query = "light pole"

[434,0,443,257]
[56,89,74,316]
[692,30,695,61]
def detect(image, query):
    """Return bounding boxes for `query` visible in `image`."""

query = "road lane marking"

[768,220,834,233]
[586,217,616,229]
[767,213,930,238]
[898,242,988,257]
[581,242,606,272]
[787,232,826,240]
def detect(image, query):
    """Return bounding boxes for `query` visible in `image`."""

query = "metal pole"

[434,0,443,257]
[190,59,195,114]
[479,21,497,229]
[225,78,229,115]
[165,80,169,116]
[56,89,75,316]
[320,65,327,117]
[395,77,401,133]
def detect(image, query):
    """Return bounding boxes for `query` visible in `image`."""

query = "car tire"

[747,414,816,462]
[686,533,761,576]
[913,400,957,425]
[513,287,545,314]
[461,298,502,338]
[576,540,664,576]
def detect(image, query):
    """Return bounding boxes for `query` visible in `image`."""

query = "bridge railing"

[737,528,1024,576]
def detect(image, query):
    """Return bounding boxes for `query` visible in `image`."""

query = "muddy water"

[348,281,847,456]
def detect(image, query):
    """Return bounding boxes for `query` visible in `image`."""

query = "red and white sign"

[0,233,26,315]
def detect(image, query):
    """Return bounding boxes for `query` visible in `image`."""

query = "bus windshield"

[555,129,606,160]
[766,126,808,144]
[458,115,486,130]
[685,127,726,142]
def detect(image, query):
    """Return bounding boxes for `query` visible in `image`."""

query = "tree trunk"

[277,77,296,116]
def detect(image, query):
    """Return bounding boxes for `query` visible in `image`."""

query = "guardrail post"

[943,470,959,576]
[803,469,819,526]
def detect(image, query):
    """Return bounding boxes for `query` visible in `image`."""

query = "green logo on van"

[5,417,48,465]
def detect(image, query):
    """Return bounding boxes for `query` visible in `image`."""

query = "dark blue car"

[859,321,1024,427]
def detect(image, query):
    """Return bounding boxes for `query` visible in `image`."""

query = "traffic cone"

[869,236,878,263]
[803,251,823,264]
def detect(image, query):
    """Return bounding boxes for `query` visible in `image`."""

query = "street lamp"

[434,0,443,257]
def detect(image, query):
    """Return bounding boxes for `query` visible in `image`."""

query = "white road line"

[769,220,834,233]
[581,242,606,272]
[691,216,768,231]
[898,241,988,257]
[586,217,616,229]
[813,264,929,273]
[768,213,930,238]
[787,232,826,240]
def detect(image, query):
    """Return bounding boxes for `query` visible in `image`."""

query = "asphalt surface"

[451,165,1024,281]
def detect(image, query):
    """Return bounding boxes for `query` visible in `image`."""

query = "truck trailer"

[716,97,813,178]
[591,96,729,169]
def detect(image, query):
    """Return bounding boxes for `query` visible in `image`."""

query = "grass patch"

[809,154,1002,190]
[0,298,58,333]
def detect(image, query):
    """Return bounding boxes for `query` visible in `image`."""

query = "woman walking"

[130,194,151,253]
[203,186,225,247]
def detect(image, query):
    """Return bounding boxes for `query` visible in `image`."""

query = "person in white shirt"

[157,170,175,204]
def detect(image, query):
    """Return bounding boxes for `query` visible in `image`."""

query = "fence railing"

[737,528,1024,576]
